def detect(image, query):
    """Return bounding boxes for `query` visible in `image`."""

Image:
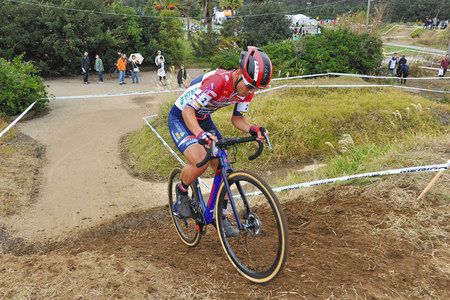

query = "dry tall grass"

[123,88,449,180]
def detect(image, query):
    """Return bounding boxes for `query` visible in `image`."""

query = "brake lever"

[263,130,272,151]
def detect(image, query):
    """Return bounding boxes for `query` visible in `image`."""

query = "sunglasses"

[241,76,259,90]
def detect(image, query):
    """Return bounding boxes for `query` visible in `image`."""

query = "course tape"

[265,161,450,195]
[273,72,450,81]
[263,84,447,94]
[53,88,184,100]
[0,101,37,139]
[143,115,211,190]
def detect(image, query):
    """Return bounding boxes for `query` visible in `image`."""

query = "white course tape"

[267,84,447,94]
[0,101,37,139]
[143,115,211,190]
[244,161,450,197]
[53,88,183,100]
[272,73,328,81]
[273,72,449,82]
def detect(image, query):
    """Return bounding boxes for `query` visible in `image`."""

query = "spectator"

[94,54,104,83]
[440,54,449,77]
[130,54,140,84]
[157,57,167,86]
[398,64,409,85]
[177,64,187,88]
[81,51,90,84]
[116,53,128,85]
[388,53,398,76]
[397,55,407,76]
[154,50,165,66]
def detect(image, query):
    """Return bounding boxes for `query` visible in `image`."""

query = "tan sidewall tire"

[215,170,288,283]
[168,168,201,247]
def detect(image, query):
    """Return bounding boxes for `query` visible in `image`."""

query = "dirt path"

[4,70,204,241]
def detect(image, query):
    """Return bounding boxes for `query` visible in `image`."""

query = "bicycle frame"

[193,149,248,230]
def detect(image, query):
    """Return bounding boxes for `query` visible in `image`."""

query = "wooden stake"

[417,170,446,201]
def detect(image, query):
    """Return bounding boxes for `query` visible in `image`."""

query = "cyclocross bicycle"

[168,130,288,283]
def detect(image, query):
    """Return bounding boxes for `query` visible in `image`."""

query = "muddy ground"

[1,175,449,299]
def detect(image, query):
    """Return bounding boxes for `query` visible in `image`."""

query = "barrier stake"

[417,170,446,201]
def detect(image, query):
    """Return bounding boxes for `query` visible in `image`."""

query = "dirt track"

[3,70,204,241]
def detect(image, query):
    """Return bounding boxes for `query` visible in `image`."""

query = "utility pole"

[366,0,371,30]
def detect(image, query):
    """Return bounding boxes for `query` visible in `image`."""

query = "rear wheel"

[109,66,118,79]
[215,171,288,283]
[168,168,201,247]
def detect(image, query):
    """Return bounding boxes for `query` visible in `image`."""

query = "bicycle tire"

[215,171,288,283]
[168,168,201,247]
[109,67,118,79]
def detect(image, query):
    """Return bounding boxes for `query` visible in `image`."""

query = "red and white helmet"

[239,46,273,89]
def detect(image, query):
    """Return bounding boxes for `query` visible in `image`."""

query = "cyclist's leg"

[198,117,222,172]
[167,111,209,186]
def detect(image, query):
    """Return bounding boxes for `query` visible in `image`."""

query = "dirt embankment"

[2,175,449,299]
[0,133,45,217]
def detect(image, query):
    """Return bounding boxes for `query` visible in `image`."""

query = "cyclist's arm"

[231,115,251,133]
[182,106,204,137]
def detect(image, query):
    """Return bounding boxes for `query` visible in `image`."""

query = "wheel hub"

[246,212,262,236]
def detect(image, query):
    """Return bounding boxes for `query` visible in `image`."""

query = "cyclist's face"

[236,78,254,96]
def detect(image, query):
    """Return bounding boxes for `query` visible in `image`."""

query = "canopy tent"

[286,14,318,26]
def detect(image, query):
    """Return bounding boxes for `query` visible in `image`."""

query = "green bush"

[0,56,48,116]
[262,41,305,77]
[210,29,383,76]
[209,49,240,70]
[295,28,383,75]
[191,31,221,58]
[0,0,186,76]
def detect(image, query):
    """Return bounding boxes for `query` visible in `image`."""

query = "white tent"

[286,14,318,26]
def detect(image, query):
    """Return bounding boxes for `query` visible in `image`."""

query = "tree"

[220,0,243,11]
[387,0,449,21]
[158,9,185,66]
[239,1,291,47]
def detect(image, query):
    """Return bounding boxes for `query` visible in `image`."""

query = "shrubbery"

[295,28,383,75]
[210,29,383,77]
[0,0,184,77]
[209,49,240,70]
[0,56,48,116]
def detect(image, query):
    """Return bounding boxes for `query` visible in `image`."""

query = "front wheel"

[168,168,201,247]
[215,171,288,283]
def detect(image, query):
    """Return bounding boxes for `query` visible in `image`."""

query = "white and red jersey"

[173,69,254,120]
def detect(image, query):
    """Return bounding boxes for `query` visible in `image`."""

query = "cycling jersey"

[168,69,253,153]
[171,69,254,120]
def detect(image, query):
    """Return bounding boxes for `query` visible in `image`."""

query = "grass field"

[122,88,449,181]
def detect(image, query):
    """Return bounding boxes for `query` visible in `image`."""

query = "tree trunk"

[205,0,212,34]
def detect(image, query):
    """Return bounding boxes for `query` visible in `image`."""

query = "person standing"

[94,54,104,83]
[116,53,128,85]
[130,55,140,84]
[177,64,187,88]
[388,53,398,76]
[398,64,409,85]
[397,55,407,76]
[154,50,165,66]
[157,57,167,86]
[439,54,449,77]
[81,51,90,84]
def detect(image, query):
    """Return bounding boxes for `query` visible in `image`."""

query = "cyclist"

[167,46,273,236]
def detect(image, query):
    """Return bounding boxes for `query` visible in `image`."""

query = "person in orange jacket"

[116,53,128,85]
